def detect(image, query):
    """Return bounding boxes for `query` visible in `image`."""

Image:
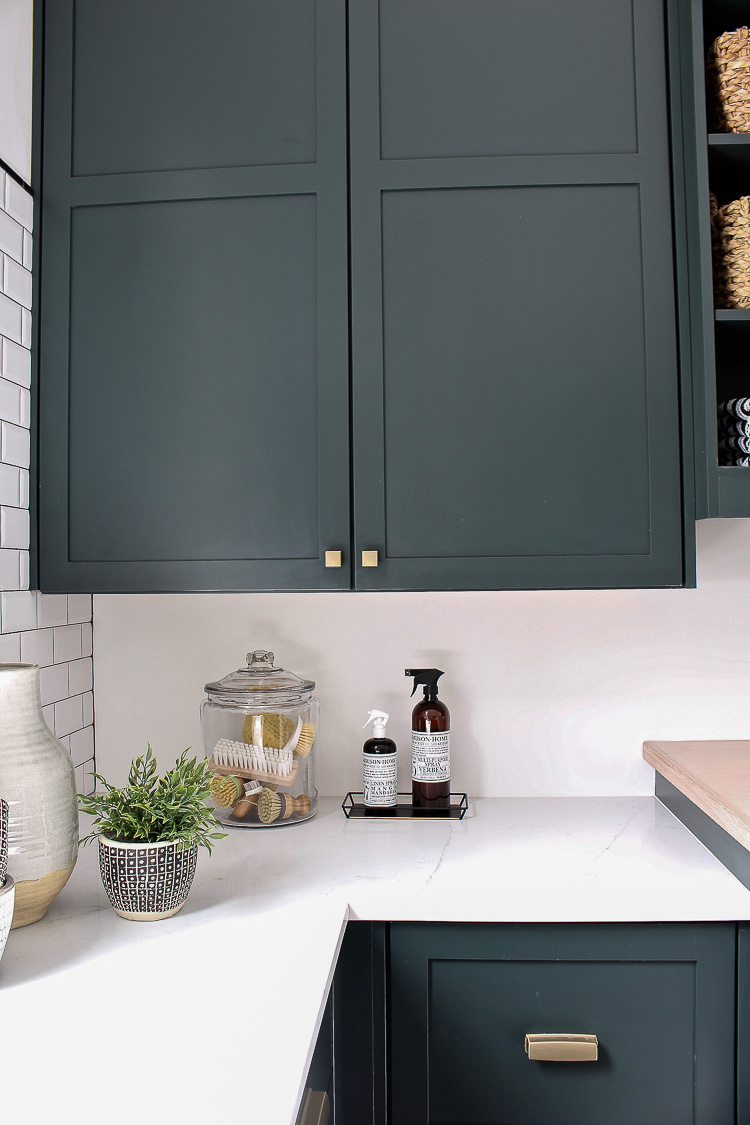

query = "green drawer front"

[390,922,736,1125]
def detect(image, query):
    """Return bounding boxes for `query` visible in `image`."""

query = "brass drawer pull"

[525,1033,598,1062]
[324,550,342,567]
[361,550,379,567]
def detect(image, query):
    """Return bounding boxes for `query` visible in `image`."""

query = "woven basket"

[711,191,750,308]
[707,27,750,132]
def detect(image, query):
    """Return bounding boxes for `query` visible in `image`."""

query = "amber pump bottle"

[405,668,450,809]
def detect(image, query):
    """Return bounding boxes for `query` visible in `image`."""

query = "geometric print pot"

[98,837,198,920]
[0,797,8,885]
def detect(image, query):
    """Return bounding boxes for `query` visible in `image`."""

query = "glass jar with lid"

[201,649,318,827]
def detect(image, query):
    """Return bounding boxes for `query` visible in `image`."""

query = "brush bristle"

[213,738,294,777]
[242,712,296,749]
[257,787,283,824]
[210,774,242,807]
[294,723,316,759]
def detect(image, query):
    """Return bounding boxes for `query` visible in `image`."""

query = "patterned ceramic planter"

[0,797,8,885]
[98,836,199,921]
[0,664,78,928]
[0,876,15,966]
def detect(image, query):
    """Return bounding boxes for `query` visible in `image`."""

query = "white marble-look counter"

[3,796,750,1125]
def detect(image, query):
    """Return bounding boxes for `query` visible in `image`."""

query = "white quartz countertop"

[4,795,750,1125]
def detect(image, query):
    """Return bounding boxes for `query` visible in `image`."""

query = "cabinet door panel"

[378,0,638,160]
[390,923,736,1125]
[71,0,317,176]
[351,0,685,590]
[39,0,349,591]
[380,184,651,559]
[67,195,319,563]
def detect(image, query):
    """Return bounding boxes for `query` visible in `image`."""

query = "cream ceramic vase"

[0,664,78,928]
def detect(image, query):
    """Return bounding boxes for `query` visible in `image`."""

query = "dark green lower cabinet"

[325,921,740,1125]
[390,923,736,1125]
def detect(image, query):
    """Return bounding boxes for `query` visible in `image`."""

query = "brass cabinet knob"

[361,550,379,567]
[324,550,342,568]
[524,1034,598,1062]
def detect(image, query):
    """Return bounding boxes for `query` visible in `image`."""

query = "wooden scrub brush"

[211,773,243,808]
[257,788,312,825]
[231,780,264,820]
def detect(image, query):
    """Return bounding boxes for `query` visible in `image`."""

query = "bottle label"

[411,730,450,783]
[363,752,397,806]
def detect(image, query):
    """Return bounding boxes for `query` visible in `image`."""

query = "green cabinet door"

[38,1,690,593]
[38,0,350,591]
[350,0,687,590]
[389,922,736,1125]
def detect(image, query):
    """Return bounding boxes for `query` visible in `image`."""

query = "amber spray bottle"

[405,669,450,809]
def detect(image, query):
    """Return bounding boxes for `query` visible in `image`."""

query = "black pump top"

[405,668,444,701]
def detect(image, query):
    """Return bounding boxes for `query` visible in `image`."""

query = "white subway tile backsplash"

[67,594,92,624]
[70,724,94,766]
[42,704,54,728]
[40,661,68,706]
[77,758,96,796]
[53,693,83,738]
[21,308,30,349]
[1,420,30,467]
[3,256,31,310]
[53,623,82,663]
[1,336,31,387]
[4,180,33,233]
[0,548,21,590]
[0,378,21,424]
[36,593,68,628]
[0,292,22,344]
[0,210,23,265]
[0,631,20,660]
[19,550,28,590]
[20,627,54,667]
[68,656,92,696]
[57,733,71,753]
[54,694,84,738]
[19,388,29,429]
[74,762,86,794]
[1,506,29,549]
[82,690,94,727]
[0,463,21,507]
[81,621,93,658]
[18,468,28,509]
[1,589,37,632]
[22,229,31,271]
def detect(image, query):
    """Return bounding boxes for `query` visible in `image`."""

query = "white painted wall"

[92,520,750,796]
[0,0,32,184]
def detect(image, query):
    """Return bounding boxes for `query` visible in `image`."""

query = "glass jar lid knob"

[247,650,278,670]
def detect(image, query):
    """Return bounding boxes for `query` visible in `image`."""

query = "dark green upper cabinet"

[38,0,350,591]
[350,0,687,590]
[38,1,691,592]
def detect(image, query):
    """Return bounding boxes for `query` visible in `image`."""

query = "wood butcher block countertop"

[643,740,750,851]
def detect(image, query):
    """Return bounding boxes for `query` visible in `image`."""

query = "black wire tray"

[342,792,468,820]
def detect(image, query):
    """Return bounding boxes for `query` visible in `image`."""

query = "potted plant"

[78,746,225,921]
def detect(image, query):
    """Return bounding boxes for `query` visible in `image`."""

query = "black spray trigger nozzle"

[405,668,445,700]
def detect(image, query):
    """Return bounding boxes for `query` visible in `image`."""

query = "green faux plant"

[78,745,227,852]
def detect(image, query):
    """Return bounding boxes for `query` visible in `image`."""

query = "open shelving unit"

[681,0,750,516]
